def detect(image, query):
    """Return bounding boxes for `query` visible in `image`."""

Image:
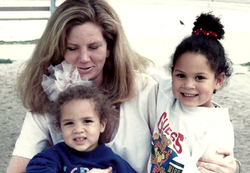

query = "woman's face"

[64,22,110,87]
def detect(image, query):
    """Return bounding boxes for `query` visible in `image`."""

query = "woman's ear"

[215,72,225,90]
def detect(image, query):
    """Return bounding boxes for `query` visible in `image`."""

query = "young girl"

[149,12,234,173]
[25,61,136,173]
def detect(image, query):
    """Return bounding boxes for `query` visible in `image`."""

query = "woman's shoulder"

[147,67,171,84]
[25,111,58,129]
[134,71,158,89]
[135,68,170,84]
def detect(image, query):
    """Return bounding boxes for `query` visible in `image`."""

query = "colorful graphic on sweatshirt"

[151,112,185,173]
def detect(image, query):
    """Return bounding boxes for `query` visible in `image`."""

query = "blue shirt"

[26,141,136,173]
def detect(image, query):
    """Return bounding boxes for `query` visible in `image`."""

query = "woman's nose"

[79,48,90,63]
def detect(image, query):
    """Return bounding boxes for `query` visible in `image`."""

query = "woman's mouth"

[78,67,92,74]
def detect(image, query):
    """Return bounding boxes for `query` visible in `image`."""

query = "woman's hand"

[88,167,112,173]
[196,148,236,173]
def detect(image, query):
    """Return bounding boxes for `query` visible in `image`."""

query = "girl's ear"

[100,119,107,133]
[215,72,225,90]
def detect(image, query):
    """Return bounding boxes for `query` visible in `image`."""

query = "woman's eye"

[67,47,77,51]
[89,45,99,50]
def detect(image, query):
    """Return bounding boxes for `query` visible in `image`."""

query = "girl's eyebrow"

[195,72,209,76]
[174,69,209,74]
[173,69,185,73]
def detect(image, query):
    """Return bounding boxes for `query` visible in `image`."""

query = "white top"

[148,69,234,173]
[13,73,158,173]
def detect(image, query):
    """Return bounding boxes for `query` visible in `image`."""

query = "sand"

[0,61,27,172]
[0,61,249,173]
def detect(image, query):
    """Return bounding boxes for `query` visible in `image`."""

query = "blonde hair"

[17,0,153,114]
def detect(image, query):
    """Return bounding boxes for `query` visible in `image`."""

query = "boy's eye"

[64,122,73,126]
[84,120,93,123]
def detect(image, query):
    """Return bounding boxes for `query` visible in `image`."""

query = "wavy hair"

[16,0,153,114]
[52,85,115,127]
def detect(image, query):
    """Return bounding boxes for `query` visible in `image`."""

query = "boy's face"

[171,52,224,108]
[60,99,106,152]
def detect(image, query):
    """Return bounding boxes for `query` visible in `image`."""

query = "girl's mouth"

[181,93,198,97]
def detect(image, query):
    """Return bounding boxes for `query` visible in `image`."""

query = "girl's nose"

[182,79,195,89]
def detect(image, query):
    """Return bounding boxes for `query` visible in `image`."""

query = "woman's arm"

[197,148,236,173]
[6,156,30,173]
[6,112,56,173]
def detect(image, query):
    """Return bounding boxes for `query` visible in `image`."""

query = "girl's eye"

[177,74,185,78]
[196,76,204,80]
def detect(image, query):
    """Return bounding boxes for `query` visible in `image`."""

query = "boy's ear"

[215,72,225,90]
[100,119,107,133]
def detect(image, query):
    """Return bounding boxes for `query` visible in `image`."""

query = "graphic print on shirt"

[151,112,185,173]
[63,166,90,173]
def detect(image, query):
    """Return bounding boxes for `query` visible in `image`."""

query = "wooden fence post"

[50,0,56,15]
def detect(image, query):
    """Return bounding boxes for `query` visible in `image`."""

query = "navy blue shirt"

[26,141,136,173]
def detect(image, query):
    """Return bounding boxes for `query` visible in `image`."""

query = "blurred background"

[0,0,250,66]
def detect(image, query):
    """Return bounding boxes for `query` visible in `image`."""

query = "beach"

[1,62,250,172]
[0,0,250,172]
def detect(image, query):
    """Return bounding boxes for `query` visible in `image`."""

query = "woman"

[6,0,236,173]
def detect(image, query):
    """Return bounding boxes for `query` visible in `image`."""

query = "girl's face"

[172,52,225,108]
[64,22,110,87]
[60,99,106,152]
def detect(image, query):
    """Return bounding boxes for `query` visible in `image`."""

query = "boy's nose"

[73,125,84,134]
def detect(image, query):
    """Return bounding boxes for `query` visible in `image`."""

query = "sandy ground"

[0,61,249,173]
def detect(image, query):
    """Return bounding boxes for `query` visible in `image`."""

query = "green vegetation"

[0,59,13,64]
[241,62,250,66]
[0,39,39,45]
